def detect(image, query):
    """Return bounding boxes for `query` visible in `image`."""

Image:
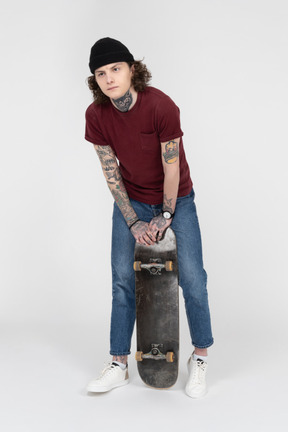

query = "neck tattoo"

[112,89,133,112]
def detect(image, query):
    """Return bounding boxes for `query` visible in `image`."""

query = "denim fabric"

[110,189,214,356]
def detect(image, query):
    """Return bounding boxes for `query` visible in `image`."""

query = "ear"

[130,64,135,75]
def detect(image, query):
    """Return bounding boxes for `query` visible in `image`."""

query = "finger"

[143,233,155,246]
[157,230,163,241]
[138,235,146,245]
[142,236,152,246]
[138,235,151,246]
[146,230,157,242]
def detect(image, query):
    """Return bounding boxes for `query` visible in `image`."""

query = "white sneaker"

[86,362,129,393]
[185,355,208,398]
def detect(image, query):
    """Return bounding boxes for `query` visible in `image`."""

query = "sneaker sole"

[185,386,207,398]
[87,379,129,393]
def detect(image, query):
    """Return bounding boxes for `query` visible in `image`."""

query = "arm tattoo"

[163,194,174,213]
[106,170,122,182]
[163,140,179,164]
[95,145,138,226]
[97,147,115,165]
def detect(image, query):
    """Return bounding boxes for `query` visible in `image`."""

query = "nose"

[106,73,114,84]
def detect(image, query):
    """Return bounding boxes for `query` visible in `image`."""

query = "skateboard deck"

[134,227,179,389]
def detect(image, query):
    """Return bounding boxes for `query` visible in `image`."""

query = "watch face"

[163,211,171,219]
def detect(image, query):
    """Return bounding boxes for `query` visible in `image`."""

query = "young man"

[85,37,214,398]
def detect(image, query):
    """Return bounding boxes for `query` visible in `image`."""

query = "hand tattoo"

[130,221,148,237]
[130,221,156,246]
[148,214,172,241]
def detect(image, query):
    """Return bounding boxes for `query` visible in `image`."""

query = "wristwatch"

[162,210,174,220]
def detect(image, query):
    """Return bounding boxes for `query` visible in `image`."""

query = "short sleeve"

[85,104,108,146]
[155,96,184,143]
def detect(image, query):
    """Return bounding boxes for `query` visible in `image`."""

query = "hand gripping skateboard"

[134,227,179,389]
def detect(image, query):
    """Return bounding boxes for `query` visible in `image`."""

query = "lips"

[107,86,118,91]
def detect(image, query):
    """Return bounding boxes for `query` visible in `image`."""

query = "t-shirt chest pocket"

[139,131,161,154]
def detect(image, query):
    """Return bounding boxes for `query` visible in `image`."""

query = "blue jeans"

[110,189,214,356]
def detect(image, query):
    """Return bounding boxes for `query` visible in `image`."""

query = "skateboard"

[134,227,179,389]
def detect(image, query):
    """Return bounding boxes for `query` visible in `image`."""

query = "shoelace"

[98,363,117,379]
[191,359,206,384]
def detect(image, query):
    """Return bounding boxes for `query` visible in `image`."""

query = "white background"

[1,0,287,430]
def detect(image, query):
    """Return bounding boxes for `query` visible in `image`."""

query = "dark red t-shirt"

[85,86,192,204]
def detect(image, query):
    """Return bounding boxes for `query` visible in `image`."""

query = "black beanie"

[89,37,134,74]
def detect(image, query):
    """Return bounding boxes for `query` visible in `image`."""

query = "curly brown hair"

[86,60,152,104]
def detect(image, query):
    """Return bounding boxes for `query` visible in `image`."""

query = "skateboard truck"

[134,259,173,275]
[135,344,174,363]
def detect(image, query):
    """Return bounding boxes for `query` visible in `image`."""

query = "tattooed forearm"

[106,170,122,182]
[97,148,117,167]
[110,177,138,224]
[161,138,180,214]
[163,140,179,164]
[94,145,138,226]
[112,179,138,222]
[163,194,174,213]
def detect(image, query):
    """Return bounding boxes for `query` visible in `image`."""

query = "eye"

[114,67,120,72]
[97,72,104,78]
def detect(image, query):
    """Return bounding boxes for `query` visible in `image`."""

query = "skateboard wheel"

[165,261,173,271]
[166,352,174,363]
[135,351,143,362]
[133,261,142,271]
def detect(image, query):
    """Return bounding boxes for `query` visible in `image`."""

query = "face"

[95,62,133,99]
